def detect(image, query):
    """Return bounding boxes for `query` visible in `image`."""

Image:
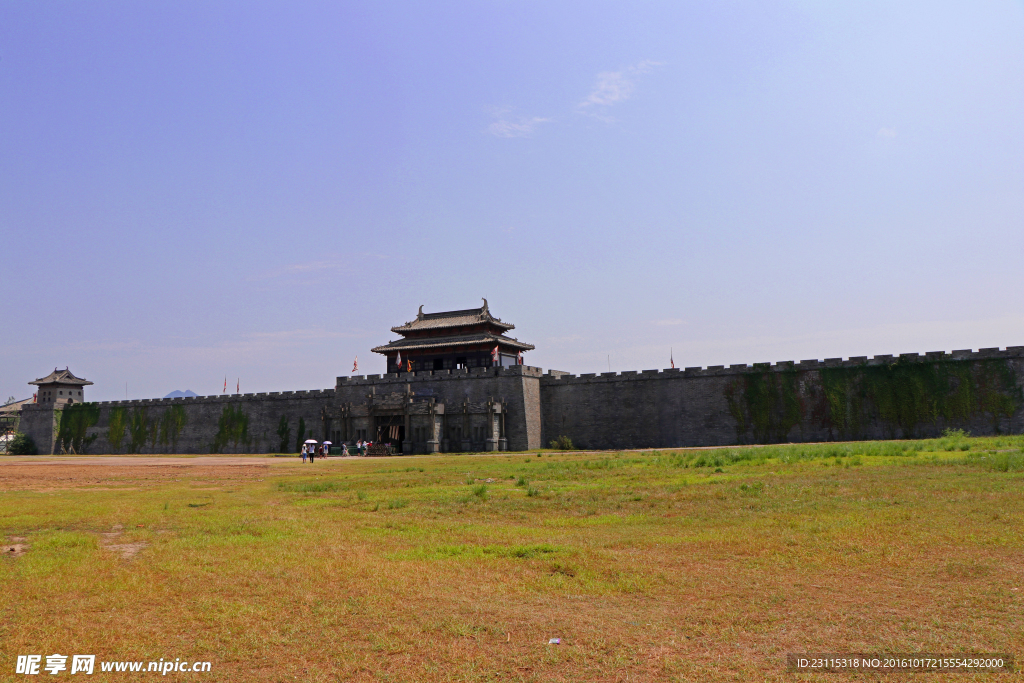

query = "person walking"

[309,444,315,463]
[301,443,307,463]
[342,443,349,456]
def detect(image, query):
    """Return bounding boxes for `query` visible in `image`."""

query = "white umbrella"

[304,439,318,444]
[322,440,332,445]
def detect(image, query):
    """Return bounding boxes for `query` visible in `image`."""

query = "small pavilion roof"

[391,299,514,334]
[29,368,93,387]
[372,332,535,354]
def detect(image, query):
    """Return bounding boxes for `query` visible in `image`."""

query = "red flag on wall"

[223,376,227,393]
[236,379,239,394]
[407,359,412,372]
[491,345,499,363]
[352,356,359,373]
[517,351,523,365]
[396,351,402,368]
[670,348,675,369]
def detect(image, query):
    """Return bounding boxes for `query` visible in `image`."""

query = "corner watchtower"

[371,299,535,373]
[29,368,93,405]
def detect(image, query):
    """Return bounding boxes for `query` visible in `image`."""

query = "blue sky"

[2,1,1022,402]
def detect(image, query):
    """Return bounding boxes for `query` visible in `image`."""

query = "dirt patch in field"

[0,464,270,491]
[2,541,28,557]
[96,524,147,560]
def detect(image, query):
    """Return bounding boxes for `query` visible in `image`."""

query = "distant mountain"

[164,390,198,399]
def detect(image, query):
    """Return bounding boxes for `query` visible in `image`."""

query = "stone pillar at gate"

[461,400,471,452]
[426,400,440,453]
[485,399,497,451]
[402,385,412,454]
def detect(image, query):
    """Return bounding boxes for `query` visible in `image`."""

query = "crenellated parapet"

[336,364,544,387]
[538,347,1024,384]
[93,388,336,406]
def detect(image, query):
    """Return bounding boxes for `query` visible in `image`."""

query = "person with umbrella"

[322,440,333,458]
[305,439,318,463]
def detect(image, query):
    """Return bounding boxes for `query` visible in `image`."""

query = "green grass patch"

[2,434,1024,681]
[276,480,344,493]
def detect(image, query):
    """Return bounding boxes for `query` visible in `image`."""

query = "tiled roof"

[372,332,535,354]
[0,397,34,414]
[29,368,93,386]
[391,299,514,334]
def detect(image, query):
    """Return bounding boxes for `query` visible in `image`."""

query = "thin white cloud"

[487,109,551,138]
[484,60,659,137]
[877,127,897,138]
[251,254,394,281]
[579,60,662,111]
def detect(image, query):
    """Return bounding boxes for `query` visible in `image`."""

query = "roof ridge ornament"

[417,305,424,320]
[481,298,489,315]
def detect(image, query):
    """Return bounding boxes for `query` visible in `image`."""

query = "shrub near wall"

[7,432,38,455]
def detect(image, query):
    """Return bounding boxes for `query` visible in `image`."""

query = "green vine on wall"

[277,416,291,453]
[728,357,1021,443]
[57,403,101,453]
[212,404,249,453]
[108,407,128,453]
[819,358,1021,439]
[726,364,803,444]
[51,409,62,452]
[159,405,188,452]
[128,407,150,453]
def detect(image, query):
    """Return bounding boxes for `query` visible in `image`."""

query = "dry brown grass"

[0,444,1021,681]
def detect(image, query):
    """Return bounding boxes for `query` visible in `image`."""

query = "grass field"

[1,434,1022,681]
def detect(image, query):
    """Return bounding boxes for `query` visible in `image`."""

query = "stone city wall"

[21,389,335,455]
[539,347,1024,450]
[15,348,1024,455]
[18,365,546,455]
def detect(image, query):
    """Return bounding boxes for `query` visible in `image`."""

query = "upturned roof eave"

[29,369,93,386]
[371,334,535,354]
[390,319,515,334]
[390,300,515,333]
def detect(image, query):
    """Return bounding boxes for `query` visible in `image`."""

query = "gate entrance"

[374,415,405,453]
